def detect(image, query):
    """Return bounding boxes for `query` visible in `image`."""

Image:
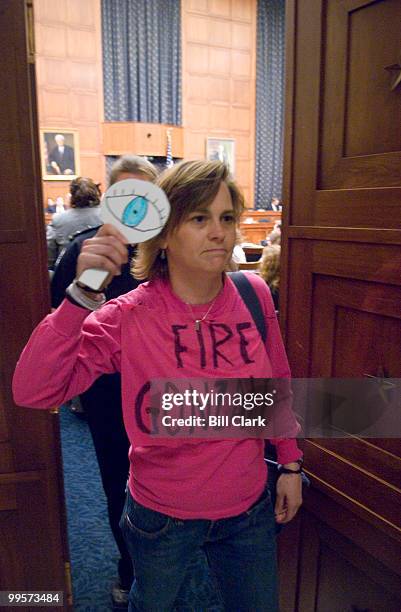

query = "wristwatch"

[278,458,304,475]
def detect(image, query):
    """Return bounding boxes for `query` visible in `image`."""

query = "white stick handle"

[78,269,109,291]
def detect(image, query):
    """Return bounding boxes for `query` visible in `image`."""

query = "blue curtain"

[255,0,285,209]
[102,0,182,125]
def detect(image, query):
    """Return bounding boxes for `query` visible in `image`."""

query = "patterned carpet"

[60,406,121,611]
[59,406,224,611]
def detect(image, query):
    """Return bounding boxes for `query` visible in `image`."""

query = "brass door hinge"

[25,1,35,64]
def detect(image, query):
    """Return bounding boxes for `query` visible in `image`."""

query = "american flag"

[166,128,174,168]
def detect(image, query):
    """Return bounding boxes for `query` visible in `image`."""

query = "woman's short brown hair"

[69,177,101,208]
[132,160,245,280]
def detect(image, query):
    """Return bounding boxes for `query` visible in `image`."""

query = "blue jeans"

[120,486,278,612]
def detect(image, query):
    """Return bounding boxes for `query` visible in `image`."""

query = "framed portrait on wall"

[206,138,235,176]
[40,129,80,180]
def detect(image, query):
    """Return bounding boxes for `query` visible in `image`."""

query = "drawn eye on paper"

[78,179,170,292]
[101,179,170,243]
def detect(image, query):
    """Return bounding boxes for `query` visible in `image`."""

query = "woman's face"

[164,181,236,279]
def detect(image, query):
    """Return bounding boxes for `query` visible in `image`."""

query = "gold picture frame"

[206,137,235,176]
[40,129,80,180]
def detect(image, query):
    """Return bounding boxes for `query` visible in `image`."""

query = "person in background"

[51,157,157,306]
[46,198,56,214]
[210,143,228,164]
[14,160,303,612]
[231,230,247,264]
[55,196,66,213]
[259,243,281,311]
[268,223,281,246]
[261,220,281,248]
[271,197,281,211]
[232,244,247,264]
[50,155,157,609]
[46,177,102,270]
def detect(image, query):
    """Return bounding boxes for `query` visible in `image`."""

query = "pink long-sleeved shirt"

[13,273,302,519]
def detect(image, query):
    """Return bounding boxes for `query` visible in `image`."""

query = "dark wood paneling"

[317,438,401,485]
[320,0,401,190]
[344,0,401,157]
[0,1,70,604]
[277,515,302,612]
[304,441,401,531]
[314,189,401,229]
[0,484,17,512]
[287,226,401,245]
[289,0,401,229]
[281,0,401,608]
[287,0,322,227]
[297,506,401,612]
[310,274,401,377]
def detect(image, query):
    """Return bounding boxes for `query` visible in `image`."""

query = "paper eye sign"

[100,179,170,243]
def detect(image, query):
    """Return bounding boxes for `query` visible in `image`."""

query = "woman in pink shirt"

[14,160,303,611]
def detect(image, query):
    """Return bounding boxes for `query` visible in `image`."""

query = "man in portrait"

[210,143,228,164]
[48,134,75,175]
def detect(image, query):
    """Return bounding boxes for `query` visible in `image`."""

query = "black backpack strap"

[229,273,307,512]
[229,271,275,460]
[228,271,266,344]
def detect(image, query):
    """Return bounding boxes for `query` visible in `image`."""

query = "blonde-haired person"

[261,220,281,248]
[108,153,157,185]
[267,221,281,246]
[14,160,303,612]
[259,243,281,311]
[231,229,247,265]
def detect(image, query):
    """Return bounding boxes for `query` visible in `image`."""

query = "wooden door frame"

[0,1,71,605]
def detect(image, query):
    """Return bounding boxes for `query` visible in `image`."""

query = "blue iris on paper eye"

[122,196,148,227]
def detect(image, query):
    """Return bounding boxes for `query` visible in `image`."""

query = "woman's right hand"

[76,223,129,286]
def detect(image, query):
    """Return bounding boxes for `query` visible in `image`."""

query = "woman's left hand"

[274,473,303,524]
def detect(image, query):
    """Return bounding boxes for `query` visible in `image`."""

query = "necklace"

[186,295,218,331]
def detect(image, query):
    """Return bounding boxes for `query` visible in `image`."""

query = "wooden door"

[279,0,401,610]
[0,1,71,606]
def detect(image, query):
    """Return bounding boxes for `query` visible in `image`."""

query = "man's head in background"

[109,154,158,186]
[55,134,65,148]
